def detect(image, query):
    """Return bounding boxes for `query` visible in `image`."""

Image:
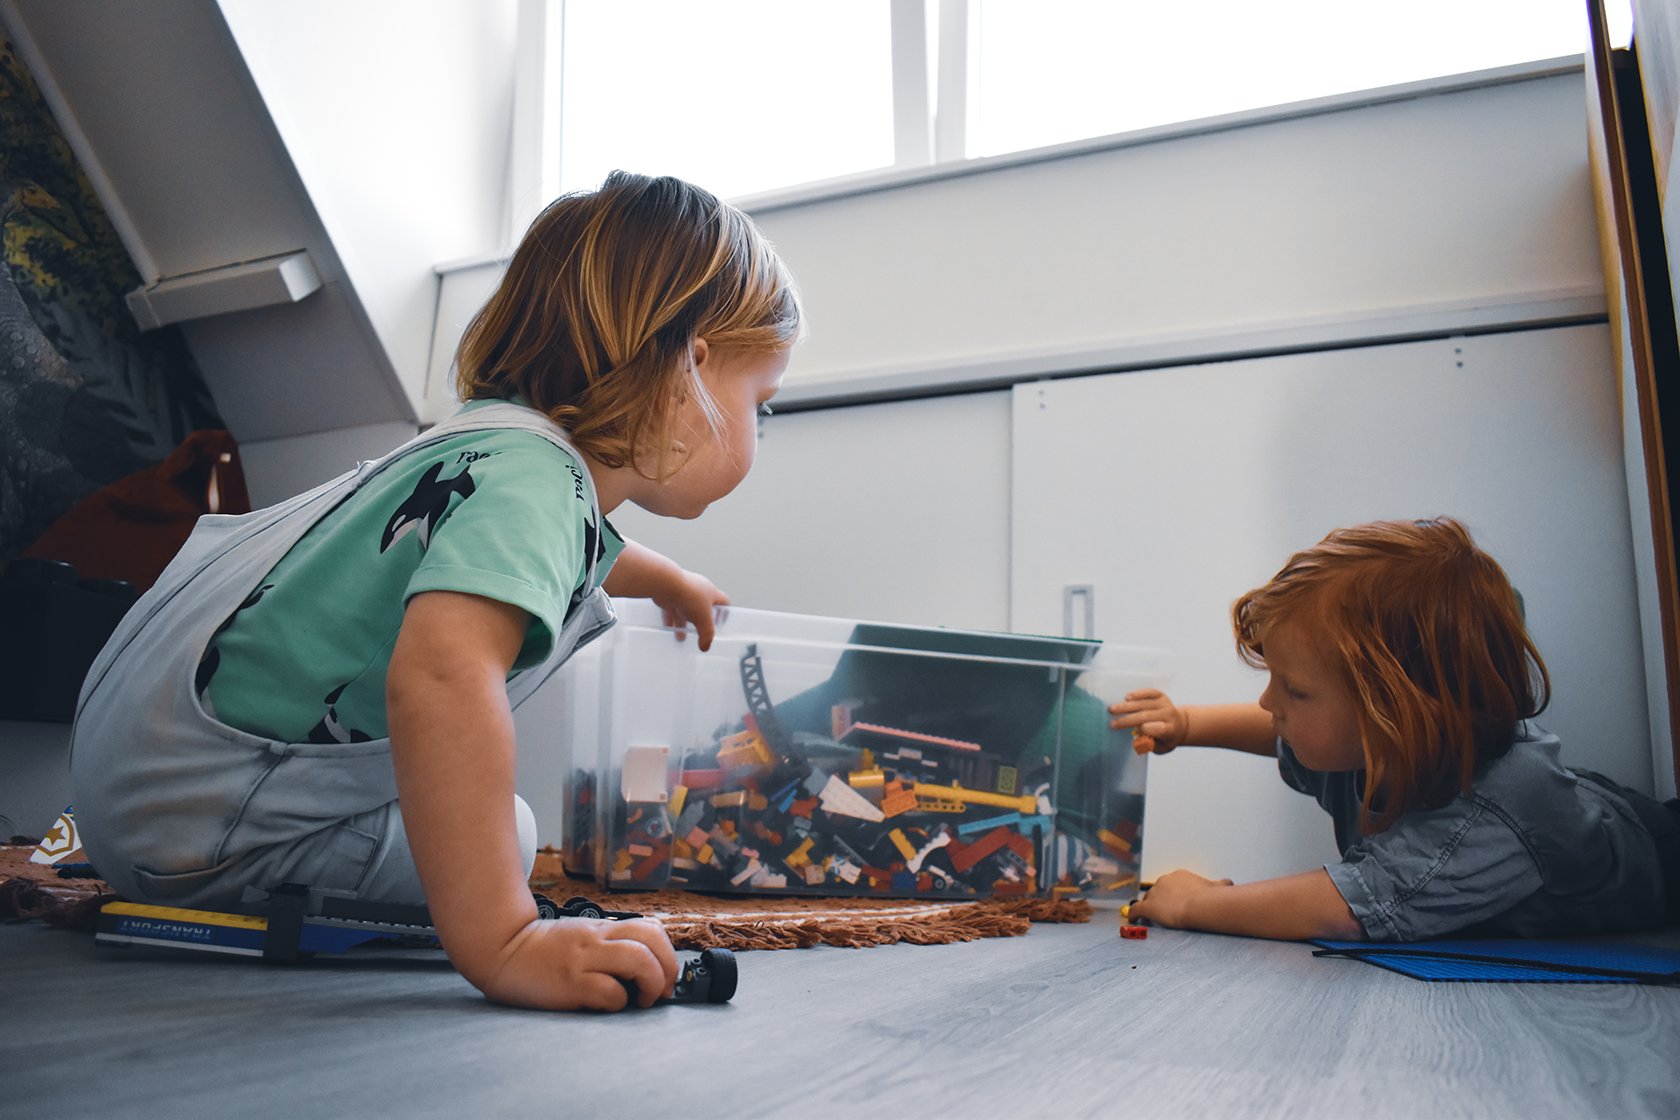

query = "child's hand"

[1109,688,1190,755]
[650,567,729,651]
[480,915,680,1011]
[602,541,730,650]
[1128,869,1234,929]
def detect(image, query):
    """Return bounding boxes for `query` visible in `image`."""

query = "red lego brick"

[1121,925,1148,939]
[1004,831,1034,861]
[950,826,1011,873]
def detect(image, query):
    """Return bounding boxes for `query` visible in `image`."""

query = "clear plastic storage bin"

[556,600,1170,901]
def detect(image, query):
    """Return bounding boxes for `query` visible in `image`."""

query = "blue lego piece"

[957,811,1021,836]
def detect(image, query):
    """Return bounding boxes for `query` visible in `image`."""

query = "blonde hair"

[1233,518,1549,833]
[455,171,803,479]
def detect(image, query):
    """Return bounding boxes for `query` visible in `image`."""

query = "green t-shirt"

[199,404,624,743]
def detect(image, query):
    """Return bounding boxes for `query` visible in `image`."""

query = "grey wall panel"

[752,71,1604,400]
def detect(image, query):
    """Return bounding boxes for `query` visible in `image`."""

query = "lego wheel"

[699,947,737,1003]
[561,895,606,919]
[533,893,563,920]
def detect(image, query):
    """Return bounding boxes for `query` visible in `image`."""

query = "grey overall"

[71,403,615,911]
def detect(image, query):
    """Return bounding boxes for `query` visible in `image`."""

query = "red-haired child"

[1114,518,1679,941]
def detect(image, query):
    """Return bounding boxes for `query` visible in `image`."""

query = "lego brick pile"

[530,849,1092,951]
[580,643,1143,902]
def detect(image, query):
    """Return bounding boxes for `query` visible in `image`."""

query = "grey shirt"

[1279,725,1665,941]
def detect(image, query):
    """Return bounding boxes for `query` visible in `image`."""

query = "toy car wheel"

[533,894,563,920]
[561,895,605,919]
[699,947,737,1003]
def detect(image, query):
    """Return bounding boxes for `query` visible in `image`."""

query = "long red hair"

[1233,518,1549,833]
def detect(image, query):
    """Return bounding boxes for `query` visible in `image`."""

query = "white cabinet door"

[1011,324,1650,883]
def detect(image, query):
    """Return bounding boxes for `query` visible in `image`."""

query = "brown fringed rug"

[0,844,120,930]
[528,850,1092,950]
[1,844,1093,949]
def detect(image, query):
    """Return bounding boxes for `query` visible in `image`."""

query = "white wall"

[608,390,1013,633]
[751,67,1603,403]
[239,421,419,511]
[217,0,518,416]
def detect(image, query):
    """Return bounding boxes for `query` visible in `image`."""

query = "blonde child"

[72,172,801,1009]
[1114,518,1678,942]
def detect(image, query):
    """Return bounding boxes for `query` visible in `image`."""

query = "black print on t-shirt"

[380,462,476,553]
[304,682,373,744]
[194,583,276,697]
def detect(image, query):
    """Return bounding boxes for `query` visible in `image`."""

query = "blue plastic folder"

[1311,939,1680,985]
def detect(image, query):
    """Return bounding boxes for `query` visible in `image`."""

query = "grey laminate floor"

[3,911,1678,1119]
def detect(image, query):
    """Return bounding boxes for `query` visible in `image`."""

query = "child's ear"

[690,337,711,372]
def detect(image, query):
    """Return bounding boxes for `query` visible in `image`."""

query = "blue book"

[1312,939,1680,985]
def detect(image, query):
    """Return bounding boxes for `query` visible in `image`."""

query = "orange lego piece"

[880,783,918,818]
[747,792,769,812]
[789,796,819,818]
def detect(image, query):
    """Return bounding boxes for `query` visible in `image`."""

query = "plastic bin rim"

[607,625,1172,672]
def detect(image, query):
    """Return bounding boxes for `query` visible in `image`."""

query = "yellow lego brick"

[747,792,769,811]
[697,843,715,866]
[100,901,266,930]
[848,767,885,790]
[888,828,916,861]
[672,837,694,860]
[788,837,815,866]
[912,783,1037,814]
[1098,828,1133,856]
[914,796,966,813]
[668,784,689,818]
[997,766,1018,795]
[613,849,634,872]
[713,790,747,809]
[718,729,773,774]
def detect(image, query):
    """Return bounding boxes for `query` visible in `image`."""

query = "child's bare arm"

[387,590,679,1010]
[602,540,729,650]
[1108,690,1277,756]
[1129,868,1364,941]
